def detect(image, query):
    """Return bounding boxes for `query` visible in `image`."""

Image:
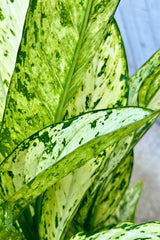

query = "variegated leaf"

[0,0,29,93]
[0,73,5,126]
[128,48,160,107]
[87,151,133,232]
[39,18,129,240]
[70,222,160,240]
[66,136,134,239]
[106,181,143,225]
[0,107,157,218]
[0,204,25,239]
[138,65,160,110]
[0,0,120,162]
[64,19,128,119]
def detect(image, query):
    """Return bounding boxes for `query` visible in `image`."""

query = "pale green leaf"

[70,222,160,240]
[39,18,129,240]
[128,48,160,107]
[107,181,143,225]
[0,0,120,161]
[0,0,29,93]
[0,107,157,218]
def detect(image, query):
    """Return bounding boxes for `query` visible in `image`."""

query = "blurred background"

[115,0,160,223]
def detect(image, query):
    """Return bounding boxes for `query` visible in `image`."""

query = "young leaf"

[70,222,160,240]
[0,0,29,93]
[128,49,160,107]
[0,107,157,218]
[106,181,143,225]
[0,0,120,161]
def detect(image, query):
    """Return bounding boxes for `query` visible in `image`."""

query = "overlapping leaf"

[0,204,25,239]
[107,181,143,225]
[128,49,160,108]
[70,222,160,240]
[0,0,120,161]
[0,0,29,120]
[0,73,5,126]
[39,18,129,240]
[0,107,158,219]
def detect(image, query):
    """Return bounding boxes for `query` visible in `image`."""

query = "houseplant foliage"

[0,0,160,239]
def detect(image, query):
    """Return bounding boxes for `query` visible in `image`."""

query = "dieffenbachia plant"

[0,0,160,239]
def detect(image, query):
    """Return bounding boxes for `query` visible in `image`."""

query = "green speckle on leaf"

[55,213,58,228]
[90,120,97,128]
[4,50,8,57]
[10,28,16,36]
[0,8,5,21]
[39,131,50,144]
[58,1,71,27]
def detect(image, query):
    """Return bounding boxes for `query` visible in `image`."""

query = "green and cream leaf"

[39,17,129,240]
[70,222,160,240]
[0,107,157,218]
[128,49,160,107]
[107,181,143,225]
[0,0,29,93]
[0,0,120,161]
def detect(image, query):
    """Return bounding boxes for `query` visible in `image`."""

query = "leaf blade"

[0,107,157,218]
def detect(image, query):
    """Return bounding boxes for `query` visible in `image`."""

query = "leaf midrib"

[55,0,92,123]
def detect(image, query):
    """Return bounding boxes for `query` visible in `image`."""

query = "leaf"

[64,137,134,239]
[86,151,133,231]
[0,107,157,218]
[0,73,5,127]
[0,0,29,93]
[0,0,120,161]
[64,18,128,119]
[138,65,160,110]
[70,222,160,240]
[128,49,160,107]
[106,181,143,225]
[0,204,25,240]
[38,18,129,240]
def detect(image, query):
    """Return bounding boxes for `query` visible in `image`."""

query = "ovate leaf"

[0,0,120,161]
[107,181,143,225]
[0,107,157,218]
[70,222,160,240]
[128,49,160,107]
